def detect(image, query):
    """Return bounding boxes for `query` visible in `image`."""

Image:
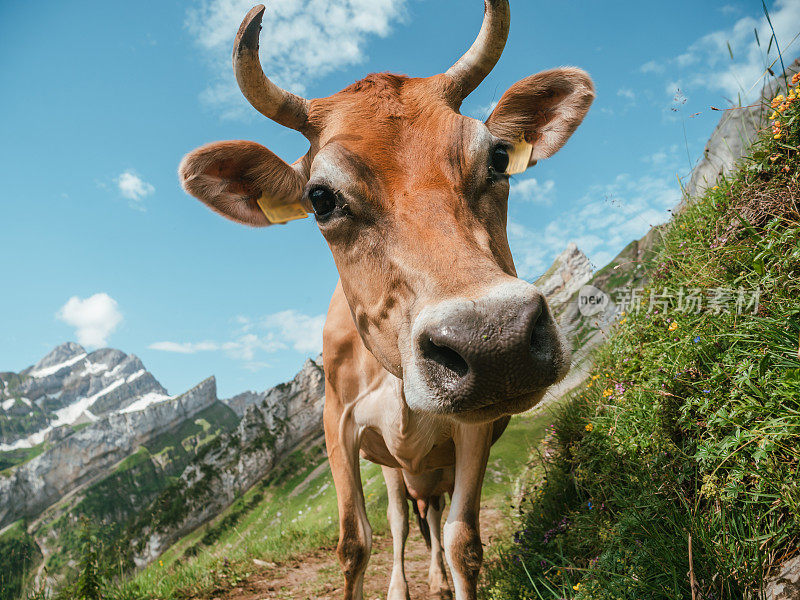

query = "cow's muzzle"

[404,280,570,416]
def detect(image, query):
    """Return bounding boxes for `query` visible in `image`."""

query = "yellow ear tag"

[506,138,534,175]
[256,193,309,224]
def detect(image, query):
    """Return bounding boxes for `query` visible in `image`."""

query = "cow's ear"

[486,68,594,173]
[178,140,308,227]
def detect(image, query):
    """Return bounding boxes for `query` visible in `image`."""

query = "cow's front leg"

[443,423,492,600]
[427,494,452,599]
[326,406,371,600]
[382,466,410,600]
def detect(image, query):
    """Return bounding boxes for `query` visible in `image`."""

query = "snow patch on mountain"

[29,353,87,378]
[120,391,173,414]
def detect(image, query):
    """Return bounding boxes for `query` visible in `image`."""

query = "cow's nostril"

[421,337,469,378]
[528,303,546,354]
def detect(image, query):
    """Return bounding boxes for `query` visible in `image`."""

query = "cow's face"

[179,3,594,421]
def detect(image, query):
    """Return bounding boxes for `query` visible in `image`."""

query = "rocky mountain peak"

[535,243,594,310]
[1,344,169,449]
[28,342,86,375]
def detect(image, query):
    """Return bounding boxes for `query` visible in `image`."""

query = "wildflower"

[591,374,600,381]
[712,185,719,190]
[159,560,163,566]
[602,388,613,398]
[693,336,701,343]
[770,111,779,120]
[702,389,710,394]
[792,72,800,85]
[585,423,594,432]
[668,321,678,331]
[588,501,593,509]
[573,583,582,591]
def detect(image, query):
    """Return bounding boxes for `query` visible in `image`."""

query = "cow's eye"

[309,186,337,218]
[490,146,509,174]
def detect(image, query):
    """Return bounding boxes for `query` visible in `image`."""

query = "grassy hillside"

[482,79,800,599]
[7,401,239,598]
[37,408,554,600]
[0,520,42,600]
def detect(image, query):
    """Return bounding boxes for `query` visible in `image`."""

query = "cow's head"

[180,1,594,422]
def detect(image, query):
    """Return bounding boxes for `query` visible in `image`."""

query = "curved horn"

[443,0,510,107]
[233,5,310,132]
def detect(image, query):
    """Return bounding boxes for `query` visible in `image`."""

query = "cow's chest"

[351,371,456,473]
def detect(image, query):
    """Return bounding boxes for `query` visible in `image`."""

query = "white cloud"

[639,60,664,74]
[472,100,499,120]
[148,341,219,354]
[116,170,155,209]
[57,293,123,348]
[510,172,678,279]
[647,0,800,101]
[510,176,556,205]
[260,310,325,354]
[186,0,407,119]
[617,87,636,100]
[149,309,324,368]
[222,333,284,361]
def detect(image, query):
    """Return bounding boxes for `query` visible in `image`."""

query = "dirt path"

[205,505,506,600]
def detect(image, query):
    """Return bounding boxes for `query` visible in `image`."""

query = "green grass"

[0,520,42,600]
[482,79,800,600]
[0,442,47,475]
[144,401,239,462]
[72,409,554,600]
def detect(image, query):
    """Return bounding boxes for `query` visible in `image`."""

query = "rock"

[534,242,594,311]
[1,343,169,447]
[131,357,326,565]
[0,377,217,528]
[765,556,800,600]
[682,58,800,204]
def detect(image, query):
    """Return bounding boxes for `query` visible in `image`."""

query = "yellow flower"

[585,423,594,432]
[668,321,678,331]
[573,582,582,591]
[620,318,627,324]
[602,388,613,397]
[770,111,779,120]
[591,374,600,381]
[159,560,163,566]
[712,185,719,190]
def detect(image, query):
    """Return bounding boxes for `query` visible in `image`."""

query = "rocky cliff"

[129,357,325,565]
[683,57,800,202]
[0,345,328,594]
[0,377,216,528]
[534,242,594,310]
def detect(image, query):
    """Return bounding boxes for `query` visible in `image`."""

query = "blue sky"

[1,0,798,398]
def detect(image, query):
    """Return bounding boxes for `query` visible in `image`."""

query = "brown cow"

[179,2,593,598]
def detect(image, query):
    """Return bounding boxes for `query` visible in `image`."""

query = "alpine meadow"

[1,1,799,599]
